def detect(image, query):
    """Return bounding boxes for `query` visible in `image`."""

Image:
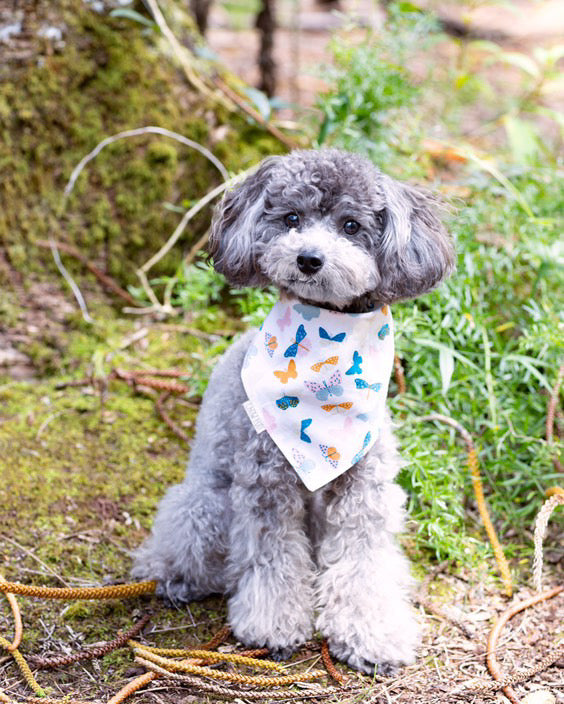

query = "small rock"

[521,690,556,704]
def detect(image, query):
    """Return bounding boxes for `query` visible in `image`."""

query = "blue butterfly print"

[345,350,363,376]
[319,327,346,343]
[356,413,370,422]
[300,418,312,443]
[352,431,372,465]
[293,304,320,321]
[292,448,315,473]
[355,379,382,393]
[378,323,390,340]
[276,395,300,410]
[284,324,308,358]
[304,371,343,401]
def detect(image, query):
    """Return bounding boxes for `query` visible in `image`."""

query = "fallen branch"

[36,239,136,306]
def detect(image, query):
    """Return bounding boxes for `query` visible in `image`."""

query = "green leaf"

[502,115,540,165]
[243,87,271,122]
[496,51,540,78]
[439,347,455,396]
[109,8,156,29]
[413,337,480,371]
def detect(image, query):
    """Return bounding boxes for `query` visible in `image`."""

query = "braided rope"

[0,636,46,697]
[26,699,100,704]
[106,672,157,704]
[0,573,22,651]
[136,658,354,700]
[486,586,563,704]
[453,647,563,695]
[533,492,564,592]
[129,641,285,672]
[31,615,150,669]
[321,640,347,685]
[132,647,326,686]
[0,580,157,600]
[199,625,231,650]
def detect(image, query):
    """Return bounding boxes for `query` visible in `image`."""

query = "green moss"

[0,0,284,291]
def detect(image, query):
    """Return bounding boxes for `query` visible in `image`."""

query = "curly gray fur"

[133,148,455,673]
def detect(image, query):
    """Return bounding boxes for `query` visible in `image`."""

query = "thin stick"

[48,237,93,324]
[139,178,233,277]
[36,239,136,305]
[64,126,228,197]
[143,0,216,100]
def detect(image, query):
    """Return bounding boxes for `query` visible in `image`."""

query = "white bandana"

[241,298,394,491]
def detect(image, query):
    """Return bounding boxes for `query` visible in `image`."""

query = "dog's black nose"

[297,252,324,275]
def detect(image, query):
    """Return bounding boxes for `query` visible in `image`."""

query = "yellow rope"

[0,636,46,698]
[0,580,157,600]
[0,573,22,651]
[133,648,325,687]
[129,641,285,672]
[466,447,513,597]
[106,672,157,704]
[422,414,513,597]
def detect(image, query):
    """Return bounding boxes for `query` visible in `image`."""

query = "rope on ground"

[155,392,190,443]
[421,413,513,597]
[320,639,347,685]
[533,491,564,592]
[129,641,286,672]
[200,624,231,650]
[0,636,45,698]
[0,580,157,600]
[0,573,22,651]
[30,614,150,669]
[485,586,563,704]
[452,646,563,696]
[106,671,157,704]
[131,646,326,686]
[136,658,356,700]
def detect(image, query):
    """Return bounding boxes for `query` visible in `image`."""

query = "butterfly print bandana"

[241,298,394,491]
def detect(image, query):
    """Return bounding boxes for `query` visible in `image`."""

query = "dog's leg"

[226,443,315,658]
[315,426,419,675]
[131,472,230,604]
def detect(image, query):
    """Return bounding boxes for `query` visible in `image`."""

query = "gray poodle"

[133,148,454,674]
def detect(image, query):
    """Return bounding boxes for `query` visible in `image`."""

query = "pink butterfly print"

[262,407,277,433]
[277,307,292,331]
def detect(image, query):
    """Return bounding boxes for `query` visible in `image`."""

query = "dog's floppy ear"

[376,175,455,302]
[208,157,279,286]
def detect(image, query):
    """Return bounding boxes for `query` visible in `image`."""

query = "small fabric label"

[243,400,266,434]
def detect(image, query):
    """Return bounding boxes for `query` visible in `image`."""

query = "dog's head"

[209,149,454,311]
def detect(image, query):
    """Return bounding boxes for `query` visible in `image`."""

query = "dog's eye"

[343,219,360,235]
[284,213,300,228]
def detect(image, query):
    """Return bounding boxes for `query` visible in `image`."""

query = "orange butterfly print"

[310,356,339,372]
[320,444,340,468]
[321,402,353,413]
[273,359,298,384]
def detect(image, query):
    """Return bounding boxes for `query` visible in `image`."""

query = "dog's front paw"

[325,637,407,676]
[317,599,419,676]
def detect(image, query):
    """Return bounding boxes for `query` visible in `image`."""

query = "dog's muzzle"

[296,251,324,275]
